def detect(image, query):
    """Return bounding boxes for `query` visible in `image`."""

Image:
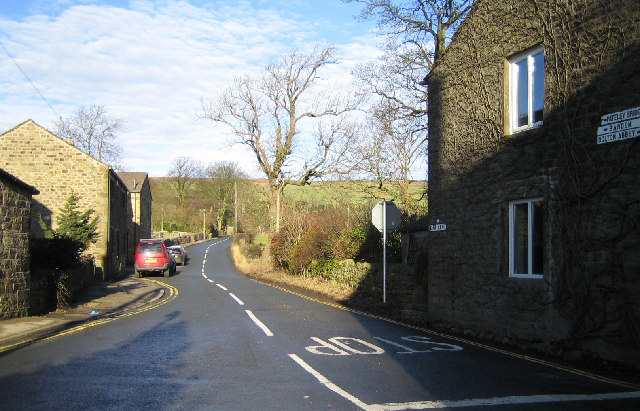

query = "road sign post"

[371,201,401,303]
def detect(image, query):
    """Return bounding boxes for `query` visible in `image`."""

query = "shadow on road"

[0,310,190,409]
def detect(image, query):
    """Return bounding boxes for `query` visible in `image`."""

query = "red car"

[134,239,175,278]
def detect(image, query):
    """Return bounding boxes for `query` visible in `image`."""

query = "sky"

[0,0,384,177]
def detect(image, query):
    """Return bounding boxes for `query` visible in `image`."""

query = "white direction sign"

[597,105,640,144]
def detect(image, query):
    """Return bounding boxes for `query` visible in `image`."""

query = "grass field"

[149,177,427,234]
[281,179,428,207]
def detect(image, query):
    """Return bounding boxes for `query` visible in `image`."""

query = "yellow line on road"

[0,279,178,353]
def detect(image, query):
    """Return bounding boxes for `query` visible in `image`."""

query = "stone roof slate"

[117,172,149,192]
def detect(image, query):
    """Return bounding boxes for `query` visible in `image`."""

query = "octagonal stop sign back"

[371,201,401,232]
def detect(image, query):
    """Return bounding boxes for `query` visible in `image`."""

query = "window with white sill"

[509,46,544,133]
[509,198,544,278]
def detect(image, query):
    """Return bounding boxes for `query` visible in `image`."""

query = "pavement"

[0,272,167,352]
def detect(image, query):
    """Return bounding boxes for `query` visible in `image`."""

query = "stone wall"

[155,231,208,245]
[0,120,128,280]
[426,0,640,364]
[29,261,95,316]
[0,170,36,319]
[358,262,424,314]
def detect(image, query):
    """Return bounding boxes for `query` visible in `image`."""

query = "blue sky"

[0,0,382,176]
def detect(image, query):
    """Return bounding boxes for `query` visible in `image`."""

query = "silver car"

[168,245,188,265]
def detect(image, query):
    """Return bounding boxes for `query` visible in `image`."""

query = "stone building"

[0,168,39,319]
[424,0,640,365]
[0,120,129,280]
[117,172,152,264]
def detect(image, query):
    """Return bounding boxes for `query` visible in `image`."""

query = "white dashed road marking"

[229,293,244,306]
[245,310,274,336]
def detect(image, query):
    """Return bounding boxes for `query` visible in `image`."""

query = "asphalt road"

[1,238,639,410]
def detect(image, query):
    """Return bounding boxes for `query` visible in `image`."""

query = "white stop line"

[288,354,640,410]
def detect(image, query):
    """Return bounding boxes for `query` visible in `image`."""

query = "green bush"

[245,244,263,259]
[302,258,372,287]
[289,212,334,273]
[270,212,310,270]
[234,233,263,259]
[31,193,100,310]
[269,201,405,284]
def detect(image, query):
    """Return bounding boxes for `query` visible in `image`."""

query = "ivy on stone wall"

[431,0,639,358]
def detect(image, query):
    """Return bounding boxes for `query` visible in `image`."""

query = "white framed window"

[509,46,544,133]
[509,198,544,278]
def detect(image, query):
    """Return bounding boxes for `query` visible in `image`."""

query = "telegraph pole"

[234,182,238,234]
[201,209,206,239]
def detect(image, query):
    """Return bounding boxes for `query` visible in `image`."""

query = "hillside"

[149,177,428,234]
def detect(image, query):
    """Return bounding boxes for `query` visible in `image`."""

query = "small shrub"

[289,212,333,273]
[301,258,372,287]
[245,244,263,259]
[270,229,291,269]
[234,233,263,260]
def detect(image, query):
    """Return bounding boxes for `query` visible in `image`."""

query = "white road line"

[288,356,640,411]
[245,310,274,336]
[369,391,640,410]
[288,354,370,410]
[216,284,227,291]
[229,293,244,305]
[207,278,215,283]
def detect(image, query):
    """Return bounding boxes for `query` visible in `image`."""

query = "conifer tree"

[55,193,100,251]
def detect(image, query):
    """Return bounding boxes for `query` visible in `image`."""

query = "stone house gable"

[0,168,38,319]
[425,0,640,365]
[0,119,129,280]
[117,171,152,263]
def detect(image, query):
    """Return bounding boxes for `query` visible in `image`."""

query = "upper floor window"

[509,198,544,278]
[509,46,544,133]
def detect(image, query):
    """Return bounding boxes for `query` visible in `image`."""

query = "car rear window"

[139,243,163,254]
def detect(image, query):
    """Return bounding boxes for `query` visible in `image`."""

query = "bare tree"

[199,45,359,231]
[350,0,473,63]
[55,105,125,169]
[204,161,247,232]
[355,100,427,213]
[351,0,473,110]
[348,0,472,195]
[167,156,203,207]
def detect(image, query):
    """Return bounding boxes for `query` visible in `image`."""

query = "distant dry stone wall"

[152,232,209,245]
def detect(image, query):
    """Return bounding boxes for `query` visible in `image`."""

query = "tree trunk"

[275,187,282,232]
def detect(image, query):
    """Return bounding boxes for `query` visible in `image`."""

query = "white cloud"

[0,0,381,177]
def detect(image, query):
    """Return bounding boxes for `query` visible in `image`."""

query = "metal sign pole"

[383,201,387,304]
[372,200,400,304]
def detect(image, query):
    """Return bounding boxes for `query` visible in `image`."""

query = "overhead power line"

[0,39,60,118]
